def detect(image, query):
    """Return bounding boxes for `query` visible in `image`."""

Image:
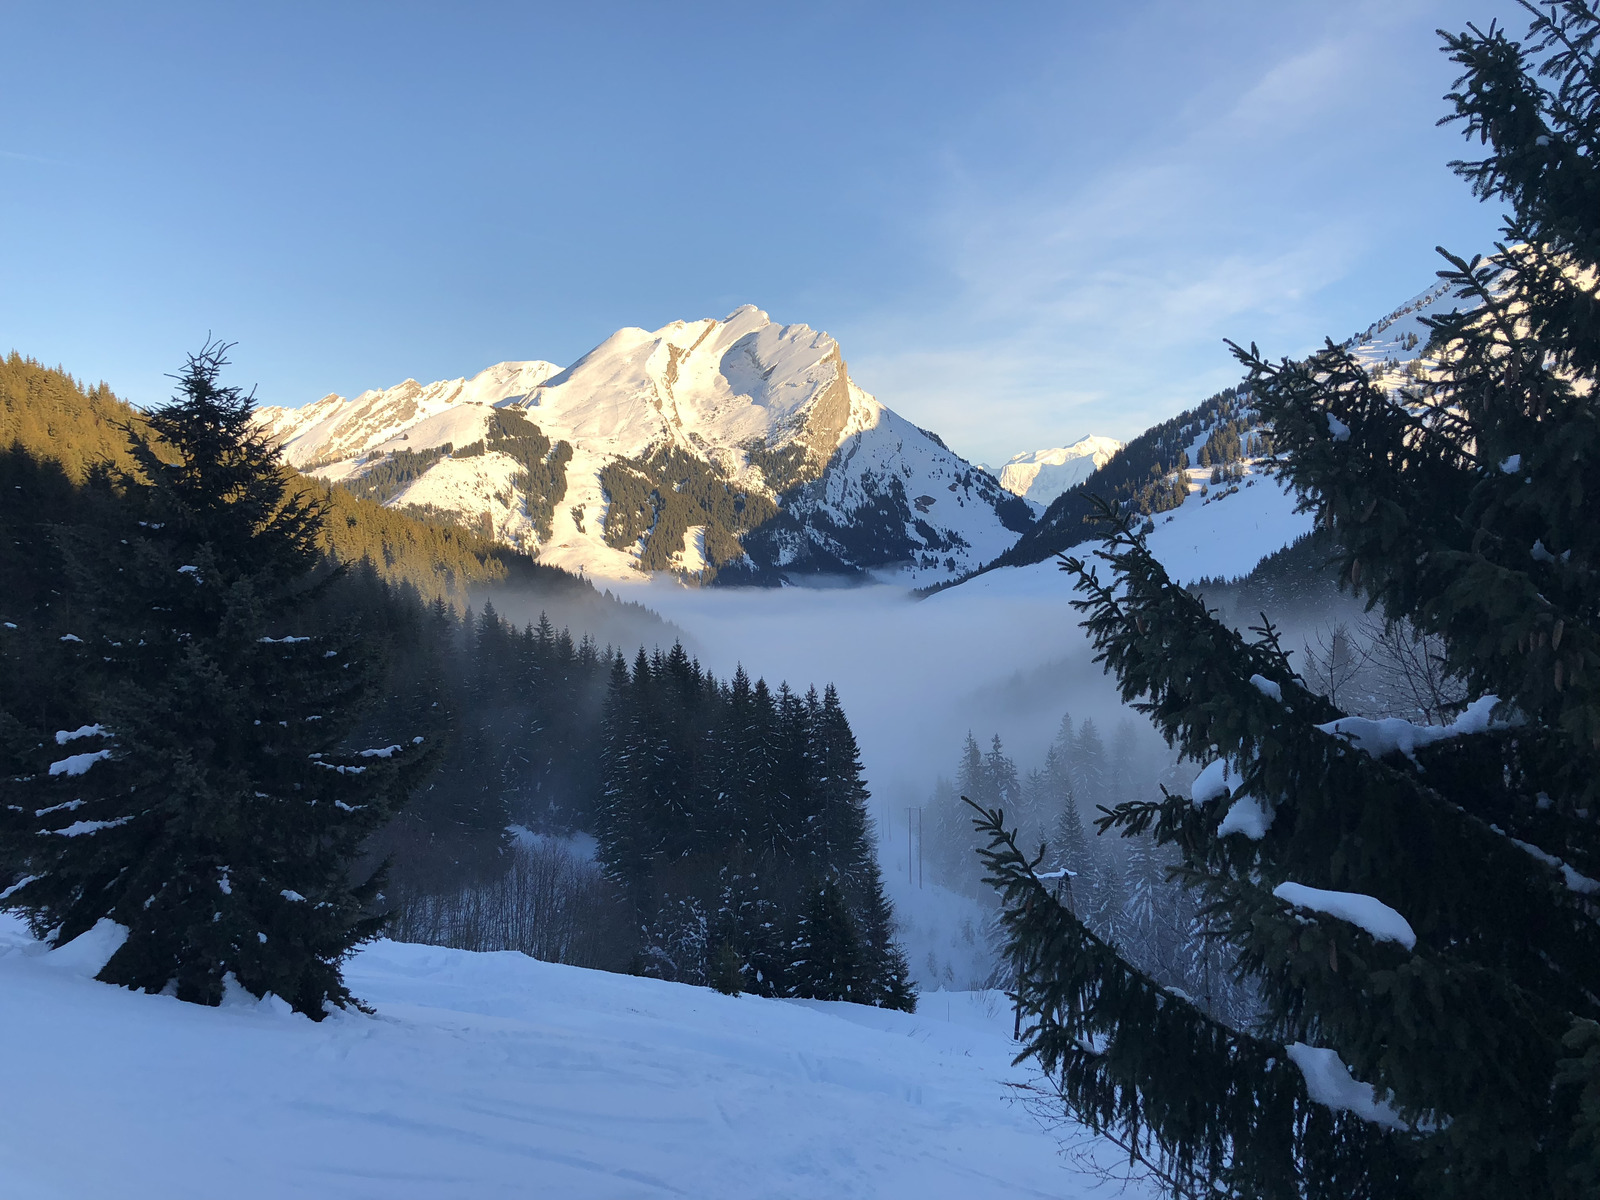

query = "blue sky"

[3,0,1531,464]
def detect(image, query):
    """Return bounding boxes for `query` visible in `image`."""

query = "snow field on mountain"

[1346,279,1459,375]
[994,436,1124,507]
[1142,463,1312,585]
[0,915,1150,1200]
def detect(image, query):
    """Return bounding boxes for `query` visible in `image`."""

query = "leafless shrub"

[1358,613,1467,726]
[1300,621,1367,709]
[387,838,634,971]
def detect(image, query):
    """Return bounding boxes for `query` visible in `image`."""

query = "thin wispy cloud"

[846,8,1489,463]
[0,148,73,167]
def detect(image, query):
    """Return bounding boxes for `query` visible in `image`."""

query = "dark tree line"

[598,647,915,1008]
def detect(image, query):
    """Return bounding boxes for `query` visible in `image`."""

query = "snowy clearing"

[0,915,1152,1200]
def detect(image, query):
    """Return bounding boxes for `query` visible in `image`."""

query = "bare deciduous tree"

[1359,613,1467,726]
[388,838,634,971]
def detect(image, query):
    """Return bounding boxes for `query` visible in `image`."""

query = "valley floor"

[0,916,1151,1200]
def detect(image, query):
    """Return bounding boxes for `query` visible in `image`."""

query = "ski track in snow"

[0,915,1151,1200]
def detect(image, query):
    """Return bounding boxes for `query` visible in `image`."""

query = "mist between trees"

[1192,531,1470,728]
[914,713,1260,1027]
[907,532,1477,1025]
[357,600,914,1009]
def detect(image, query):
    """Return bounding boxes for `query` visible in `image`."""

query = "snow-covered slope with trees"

[256,308,1031,585]
[0,915,1150,1200]
[993,435,1124,506]
[964,275,1470,586]
[1141,460,1313,585]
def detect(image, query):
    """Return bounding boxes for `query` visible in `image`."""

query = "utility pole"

[905,806,923,889]
[907,807,914,886]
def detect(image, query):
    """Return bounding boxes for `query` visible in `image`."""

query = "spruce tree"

[810,684,915,1010]
[1,344,430,1017]
[597,653,647,888]
[1044,742,1088,868]
[790,878,863,1002]
[972,6,1600,1195]
[1069,717,1107,808]
[983,734,1020,812]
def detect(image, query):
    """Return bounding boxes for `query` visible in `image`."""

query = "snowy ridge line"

[256,306,1026,585]
[993,436,1124,507]
[937,269,1478,596]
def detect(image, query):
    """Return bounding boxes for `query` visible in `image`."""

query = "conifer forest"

[4,3,1600,1198]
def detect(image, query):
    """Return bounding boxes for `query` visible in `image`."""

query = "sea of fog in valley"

[490,562,1152,987]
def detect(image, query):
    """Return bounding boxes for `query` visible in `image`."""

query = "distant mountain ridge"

[991,436,1124,506]
[942,275,1468,590]
[258,307,1031,585]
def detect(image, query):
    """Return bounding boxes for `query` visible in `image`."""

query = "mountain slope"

[952,276,1467,588]
[0,352,579,608]
[257,308,1031,585]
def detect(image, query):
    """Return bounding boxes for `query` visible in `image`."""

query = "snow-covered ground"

[1142,463,1313,585]
[0,915,1152,1200]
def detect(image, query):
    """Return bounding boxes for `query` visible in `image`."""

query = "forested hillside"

[1,352,571,607]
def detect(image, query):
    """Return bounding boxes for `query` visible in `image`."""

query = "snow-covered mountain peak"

[994,434,1124,506]
[514,306,867,467]
[255,308,1027,585]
